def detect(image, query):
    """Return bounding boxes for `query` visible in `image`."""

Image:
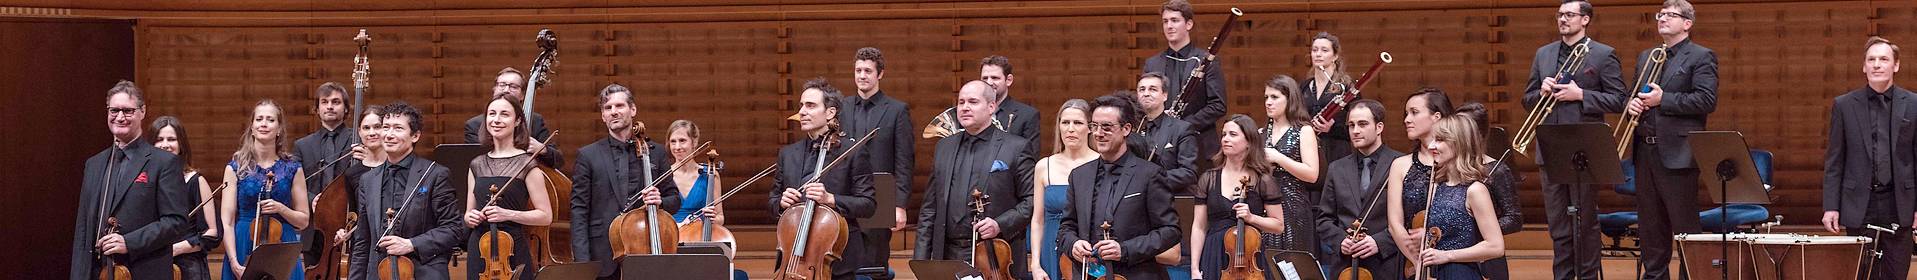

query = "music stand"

[1264,249,1326,280]
[907,259,982,280]
[431,143,487,207]
[238,243,303,280]
[1686,131,1769,280]
[617,254,731,280]
[534,262,600,280]
[861,172,898,228]
[1535,123,1627,279]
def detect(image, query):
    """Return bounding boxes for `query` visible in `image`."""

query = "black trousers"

[1543,181,1603,280]
[1633,143,1702,280]
[174,250,212,280]
[862,228,894,279]
[1848,190,1912,280]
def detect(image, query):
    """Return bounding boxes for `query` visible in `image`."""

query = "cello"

[476,131,560,280]
[1059,222,1127,280]
[771,127,878,280]
[969,189,1014,280]
[372,161,438,280]
[606,129,708,257]
[677,150,737,252]
[1217,176,1264,280]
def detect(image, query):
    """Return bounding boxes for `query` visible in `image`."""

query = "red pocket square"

[135,172,149,184]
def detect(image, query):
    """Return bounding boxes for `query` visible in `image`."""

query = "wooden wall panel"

[118,0,1917,226]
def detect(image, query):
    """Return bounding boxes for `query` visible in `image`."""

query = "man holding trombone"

[1514,1,1624,279]
[1617,1,1719,279]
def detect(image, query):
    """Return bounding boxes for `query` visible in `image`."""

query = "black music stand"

[861,172,898,228]
[1686,131,1769,280]
[238,243,303,280]
[906,259,983,280]
[534,262,600,280]
[679,241,733,259]
[617,254,731,280]
[431,144,487,207]
[1535,123,1627,280]
[1264,249,1326,280]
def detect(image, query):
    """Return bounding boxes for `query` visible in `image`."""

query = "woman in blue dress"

[220,100,311,279]
[1387,106,1507,279]
[665,119,746,280]
[1029,99,1097,280]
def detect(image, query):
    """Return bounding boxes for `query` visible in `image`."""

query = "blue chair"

[1597,150,1777,256]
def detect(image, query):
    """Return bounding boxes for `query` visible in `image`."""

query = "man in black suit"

[1060,92,1180,280]
[1314,99,1404,278]
[569,84,677,279]
[769,78,875,280]
[840,47,915,277]
[294,82,358,267]
[464,67,560,167]
[345,101,463,280]
[1619,1,1718,279]
[979,55,1042,155]
[1519,1,1626,278]
[72,80,194,280]
[1129,72,1198,192]
[914,80,1036,273]
[1143,0,1226,173]
[1822,36,1915,280]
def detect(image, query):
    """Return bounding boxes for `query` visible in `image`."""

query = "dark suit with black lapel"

[464,112,560,167]
[914,128,1035,275]
[1520,36,1626,280]
[1129,114,1198,194]
[1621,37,1717,280]
[1824,85,1917,280]
[1144,43,1227,172]
[1059,152,1179,280]
[767,133,874,280]
[346,154,460,280]
[1314,145,1405,279]
[71,139,193,280]
[841,89,914,272]
[568,136,678,278]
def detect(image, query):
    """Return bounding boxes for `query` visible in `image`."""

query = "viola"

[969,189,1014,280]
[1217,176,1264,280]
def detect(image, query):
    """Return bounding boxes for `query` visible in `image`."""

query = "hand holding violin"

[377,236,415,255]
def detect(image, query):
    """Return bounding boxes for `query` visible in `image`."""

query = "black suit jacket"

[1315,146,1405,268]
[1522,38,1628,165]
[1625,38,1719,169]
[71,139,193,280]
[841,90,916,207]
[567,136,678,274]
[346,154,460,280]
[1143,43,1227,132]
[914,128,1035,260]
[1823,86,1917,228]
[463,112,561,167]
[1128,115,1198,193]
[295,126,357,198]
[767,134,876,227]
[1059,153,1179,280]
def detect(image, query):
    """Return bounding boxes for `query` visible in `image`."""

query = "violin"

[255,171,287,248]
[608,125,702,257]
[1404,174,1444,280]
[677,150,737,253]
[95,217,132,280]
[1059,222,1127,280]
[1335,169,1397,280]
[1217,176,1264,280]
[771,127,878,280]
[969,189,1014,280]
[373,162,438,280]
[476,131,559,279]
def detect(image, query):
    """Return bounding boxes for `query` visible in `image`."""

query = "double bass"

[1059,222,1126,280]
[372,162,439,280]
[310,29,373,280]
[477,131,560,280]
[510,28,573,268]
[771,127,879,280]
[969,189,1013,280]
[1217,176,1264,280]
[677,150,737,252]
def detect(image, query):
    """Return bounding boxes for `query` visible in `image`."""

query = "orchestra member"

[569,84,677,279]
[1314,99,1404,278]
[768,78,875,280]
[464,67,559,167]
[839,47,916,275]
[462,95,553,280]
[1060,92,1180,280]
[1188,114,1286,280]
[347,101,462,280]
[1030,99,1099,280]
[219,100,311,279]
[1521,1,1626,278]
[72,80,193,280]
[154,116,220,280]
[914,81,1036,278]
[1144,0,1227,173]
[1618,2,1718,278]
[1823,36,1914,280]
[1386,113,1507,279]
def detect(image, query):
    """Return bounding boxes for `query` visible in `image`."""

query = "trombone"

[1614,45,1669,159]
[1510,42,1590,156]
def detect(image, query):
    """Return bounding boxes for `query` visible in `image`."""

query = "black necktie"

[1361,157,1374,192]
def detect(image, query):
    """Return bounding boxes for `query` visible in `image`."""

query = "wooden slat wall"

[119,0,1917,225]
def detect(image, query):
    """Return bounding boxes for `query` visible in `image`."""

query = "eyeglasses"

[1088,122,1122,134]
[107,107,139,116]
[495,82,523,89]
[1655,12,1689,21]
[1557,12,1585,19]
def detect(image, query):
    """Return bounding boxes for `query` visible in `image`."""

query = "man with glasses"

[1059,91,1180,280]
[1522,1,1626,278]
[463,67,560,167]
[72,80,194,280]
[1618,1,1718,279]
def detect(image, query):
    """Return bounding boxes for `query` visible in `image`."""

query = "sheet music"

[1277,261,1303,280]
